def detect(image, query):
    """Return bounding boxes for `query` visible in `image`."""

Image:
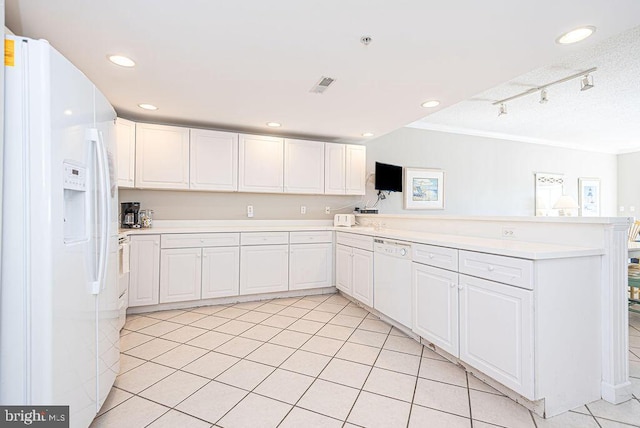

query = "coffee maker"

[120,202,141,228]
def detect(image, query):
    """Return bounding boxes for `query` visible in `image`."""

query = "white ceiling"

[409,25,640,154]
[6,1,640,144]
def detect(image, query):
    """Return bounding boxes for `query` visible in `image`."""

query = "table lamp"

[553,195,579,216]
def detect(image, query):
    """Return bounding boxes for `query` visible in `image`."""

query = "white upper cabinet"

[116,118,135,188]
[324,143,346,195]
[345,144,366,195]
[238,134,284,193]
[284,139,325,194]
[135,123,190,189]
[190,129,238,191]
[325,143,366,195]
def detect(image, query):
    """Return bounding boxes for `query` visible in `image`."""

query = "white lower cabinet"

[159,233,240,303]
[240,245,289,295]
[335,242,373,307]
[289,243,332,290]
[335,244,353,295]
[202,247,240,299]
[129,235,160,307]
[351,248,373,307]
[459,274,534,398]
[160,248,202,303]
[412,263,459,356]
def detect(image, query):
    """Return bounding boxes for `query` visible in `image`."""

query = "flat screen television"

[375,162,403,192]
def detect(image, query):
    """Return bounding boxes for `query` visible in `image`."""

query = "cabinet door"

[190,129,238,191]
[335,244,352,295]
[238,134,284,193]
[135,123,190,189]
[459,274,534,398]
[289,243,333,290]
[202,247,240,299]
[345,144,366,195]
[160,248,202,303]
[324,143,346,195]
[284,139,325,194]
[352,248,373,307]
[116,118,135,188]
[128,235,160,307]
[413,263,459,356]
[240,245,289,294]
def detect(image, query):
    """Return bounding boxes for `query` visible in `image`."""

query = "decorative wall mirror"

[535,172,564,216]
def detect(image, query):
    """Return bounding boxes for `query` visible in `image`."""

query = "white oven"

[118,234,130,330]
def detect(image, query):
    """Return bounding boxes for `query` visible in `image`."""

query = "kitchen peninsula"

[120,214,632,418]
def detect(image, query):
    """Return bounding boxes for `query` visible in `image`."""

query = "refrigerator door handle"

[89,128,110,294]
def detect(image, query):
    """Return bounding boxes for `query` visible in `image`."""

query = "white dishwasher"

[373,238,412,327]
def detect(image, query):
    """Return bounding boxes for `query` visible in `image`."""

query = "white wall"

[365,127,617,216]
[617,151,640,216]
[119,189,361,220]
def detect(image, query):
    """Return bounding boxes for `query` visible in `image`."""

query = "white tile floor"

[92,294,640,428]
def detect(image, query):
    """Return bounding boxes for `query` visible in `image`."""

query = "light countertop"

[119,221,604,260]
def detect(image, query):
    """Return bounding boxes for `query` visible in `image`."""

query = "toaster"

[334,214,356,227]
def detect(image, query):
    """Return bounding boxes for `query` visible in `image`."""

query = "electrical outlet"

[300,206,307,214]
[620,206,626,212]
[502,227,516,239]
[247,205,254,218]
[325,206,331,214]
[631,206,636,213]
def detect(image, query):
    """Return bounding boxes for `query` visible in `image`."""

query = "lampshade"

[553,195,579,209]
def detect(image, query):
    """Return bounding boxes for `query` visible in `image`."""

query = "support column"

[601,221,632,403]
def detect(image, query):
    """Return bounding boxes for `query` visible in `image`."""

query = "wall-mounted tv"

[375,162,403,192]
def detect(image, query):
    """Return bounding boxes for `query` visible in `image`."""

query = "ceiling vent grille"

[310,76,335,94]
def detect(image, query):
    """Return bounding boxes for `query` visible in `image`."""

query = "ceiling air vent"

[310,76,335,94]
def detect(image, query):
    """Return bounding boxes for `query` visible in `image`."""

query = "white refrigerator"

[1,36,120,428]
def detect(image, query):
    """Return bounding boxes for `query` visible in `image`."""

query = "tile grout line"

[110,293,639,428]
[207,294,356,426]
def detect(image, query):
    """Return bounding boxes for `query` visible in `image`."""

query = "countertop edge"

[119,225,604,260]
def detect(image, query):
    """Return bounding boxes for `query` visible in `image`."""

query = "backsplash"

[119,189,363,220]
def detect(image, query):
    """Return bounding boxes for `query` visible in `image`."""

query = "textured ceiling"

[410,26,640,154]
[6,0,640,144]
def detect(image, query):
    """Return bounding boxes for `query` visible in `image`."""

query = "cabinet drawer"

[241,231,289,246]
[290,231,333,244]
[459,250,533,290]
[336,232,373,251]
[161,233,240,249]
[413,243,458,271]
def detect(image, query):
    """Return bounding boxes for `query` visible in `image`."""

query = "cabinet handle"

[487,265,495,272]
[450,283,456,288]
[458,284,464,290]
[428,253,434,259]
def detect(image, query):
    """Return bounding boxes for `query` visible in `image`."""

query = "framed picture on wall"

[578,177,600,217]
[403,168,444,209]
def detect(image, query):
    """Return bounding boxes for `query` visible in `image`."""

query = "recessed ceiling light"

[362,132,374,137]
[556,26,596,44]
[421,100,440,108]
[108,55,136,67]
[63,109,73,116]
[138,103,158,111]
[266,122,281,127]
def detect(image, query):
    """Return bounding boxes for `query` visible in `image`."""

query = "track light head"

[539,89,549,104]
[580,74,594,91]
[498,103,507,116]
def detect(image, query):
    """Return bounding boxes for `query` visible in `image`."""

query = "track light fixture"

[492,67,596,114]
[580,74,594,91]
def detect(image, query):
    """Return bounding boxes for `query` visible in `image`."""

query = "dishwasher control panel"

[374,239,412,260]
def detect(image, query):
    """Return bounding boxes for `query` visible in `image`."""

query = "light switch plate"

[247,205,254,218]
